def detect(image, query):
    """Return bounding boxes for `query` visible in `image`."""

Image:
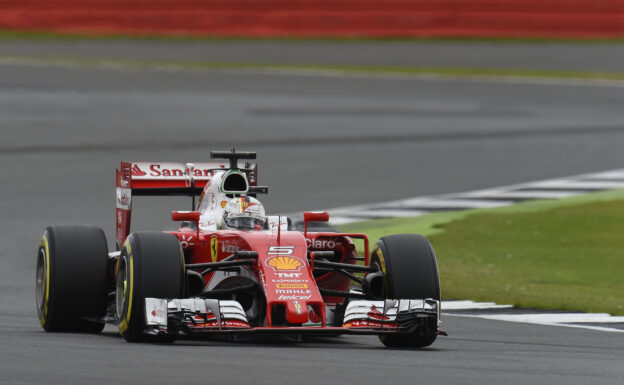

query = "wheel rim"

[36,248,47,315]
[116,258,128,318]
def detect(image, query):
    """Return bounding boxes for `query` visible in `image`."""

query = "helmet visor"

[225,216,266,230]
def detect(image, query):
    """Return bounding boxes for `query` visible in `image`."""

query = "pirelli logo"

[276,283,308,289]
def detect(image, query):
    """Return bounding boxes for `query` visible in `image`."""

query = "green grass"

[339,189,624,315]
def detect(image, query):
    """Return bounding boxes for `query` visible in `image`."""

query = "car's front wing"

[144,297,441,337]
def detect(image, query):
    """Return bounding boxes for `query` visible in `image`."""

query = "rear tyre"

[116,232,185,342]
[372,234,440,348]
[36,225,109,332]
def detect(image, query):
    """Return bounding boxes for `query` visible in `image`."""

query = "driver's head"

[222,196,266,230]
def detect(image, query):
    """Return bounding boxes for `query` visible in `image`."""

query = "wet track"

[1,40,624,384]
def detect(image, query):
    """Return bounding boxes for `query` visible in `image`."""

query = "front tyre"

[36,225,109,332]
[116,232,185,342]
[372,234,440,348]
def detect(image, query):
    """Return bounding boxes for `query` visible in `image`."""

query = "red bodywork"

[116,160,370,329]
[170,225,368,327]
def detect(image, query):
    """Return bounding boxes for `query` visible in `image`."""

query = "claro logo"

[306,238,337,249]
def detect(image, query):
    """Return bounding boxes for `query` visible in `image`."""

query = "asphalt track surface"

[1,40,624,384]
[2,38,624,72]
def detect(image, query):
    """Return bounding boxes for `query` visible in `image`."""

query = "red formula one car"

[36,150,443,347]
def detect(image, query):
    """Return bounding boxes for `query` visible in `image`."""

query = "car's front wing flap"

[143,297,440,336]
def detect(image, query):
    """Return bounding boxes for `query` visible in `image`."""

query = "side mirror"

[303,211,329,222]
[303,211,330,236]
[172,211,200,239]
[171,211,200,222]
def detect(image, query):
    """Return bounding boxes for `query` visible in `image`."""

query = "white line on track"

[320,168,624,225]
[443,300,513,310]
[443,301,624,333]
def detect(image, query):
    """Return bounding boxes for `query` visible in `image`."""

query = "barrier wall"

[1,1,623,38]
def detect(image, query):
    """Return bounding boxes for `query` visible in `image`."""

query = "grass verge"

[339,189,624,315]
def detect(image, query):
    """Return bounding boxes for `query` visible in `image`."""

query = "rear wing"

[115,161,258,247]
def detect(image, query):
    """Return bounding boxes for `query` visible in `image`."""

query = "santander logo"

[130,162,220,179]
[131,165,146,176]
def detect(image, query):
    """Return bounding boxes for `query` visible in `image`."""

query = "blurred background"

[1,0,623,38]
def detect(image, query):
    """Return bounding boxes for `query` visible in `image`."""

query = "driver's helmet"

[222,196,266,230]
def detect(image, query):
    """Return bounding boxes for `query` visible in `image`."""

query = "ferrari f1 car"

[36,150,443,347]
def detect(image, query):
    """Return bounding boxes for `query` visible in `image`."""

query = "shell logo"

[266,256,303,271]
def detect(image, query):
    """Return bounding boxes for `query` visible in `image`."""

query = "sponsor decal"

[131,163,218,179]
[275,289,311,293]
[192,312,217,322]
[367,305,391,321]
[221,200,228,208]
[266,256,303,271]
[131,164,146,176]
[116,188,131,210]
[267,246,294,255]
[272,278,307,283]
[179,234,195,249]
[150,308,165,319]
[150,164,213,177]
[210,236,218,262]
[276,283,308,289]
[144,298,167,328]
[294,301,303,315]
[306,238,337,249]
[278,295,312,300]
[222,320,250,328]
[344,320,388,328]
[276,272,302,278]
[268,217,288,231]
[199,220,215,228]
[221,241,239,254]
[151,164,185,177]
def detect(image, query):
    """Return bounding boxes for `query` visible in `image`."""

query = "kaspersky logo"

[131,164,146,176]
[266,256,303,271]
